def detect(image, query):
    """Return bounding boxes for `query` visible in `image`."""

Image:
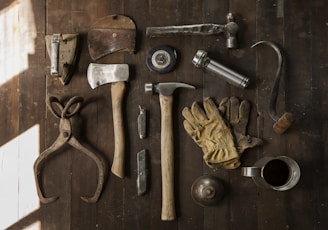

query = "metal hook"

[251,41,294,134]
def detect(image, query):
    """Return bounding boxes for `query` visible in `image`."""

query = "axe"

[87,63,129,178]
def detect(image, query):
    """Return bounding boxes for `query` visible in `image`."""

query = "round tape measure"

[146,45,177,74]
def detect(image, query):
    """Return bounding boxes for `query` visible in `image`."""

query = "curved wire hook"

[251,41,294,134]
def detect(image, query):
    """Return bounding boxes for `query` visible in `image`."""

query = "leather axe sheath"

[88,14,136,60]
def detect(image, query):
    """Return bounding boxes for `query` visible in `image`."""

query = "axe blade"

[87,63,129,89]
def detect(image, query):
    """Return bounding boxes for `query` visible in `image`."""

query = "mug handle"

[241,167,261,177]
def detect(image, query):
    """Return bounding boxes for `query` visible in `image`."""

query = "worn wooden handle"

[111,81,126,178]
[273,112,294,134]
[159,94,176,221]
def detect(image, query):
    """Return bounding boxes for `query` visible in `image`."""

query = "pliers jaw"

[68,135,108,203]
[34,159,59,204]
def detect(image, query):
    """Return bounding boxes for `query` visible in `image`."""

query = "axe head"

[87,63,129,89]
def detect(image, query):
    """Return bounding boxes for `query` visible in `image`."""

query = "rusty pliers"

[34,95,106,204]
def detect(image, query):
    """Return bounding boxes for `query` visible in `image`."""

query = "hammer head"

[145,82,195,96]
[87,63,129,89]
[226,13,238,49]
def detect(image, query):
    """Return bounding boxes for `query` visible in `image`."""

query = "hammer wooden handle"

[111,81,126,178]
[159,94,176,221]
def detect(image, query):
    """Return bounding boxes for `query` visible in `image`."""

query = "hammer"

[87,63,129,178]
[146,13,238,49]
[145,82,196,220]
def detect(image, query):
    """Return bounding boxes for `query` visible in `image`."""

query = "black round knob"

[191,175,225,207]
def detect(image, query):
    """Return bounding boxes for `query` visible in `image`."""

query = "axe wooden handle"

[159,94,176,221]
[111,81,126,178]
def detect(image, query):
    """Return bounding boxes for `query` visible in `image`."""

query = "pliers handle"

[47,95,83,119]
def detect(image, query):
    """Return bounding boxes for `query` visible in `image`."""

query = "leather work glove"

[182,97,240,169]
[218,96,263,162]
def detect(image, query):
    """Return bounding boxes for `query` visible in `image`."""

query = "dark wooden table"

[2,0,328,229]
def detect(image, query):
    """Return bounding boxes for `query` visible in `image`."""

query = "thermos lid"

[191,175,225,207]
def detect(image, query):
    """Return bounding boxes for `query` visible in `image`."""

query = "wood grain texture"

[254,1,288,230]
[159,94,175,221]
[1,0,328,229]
[111,81,127,178]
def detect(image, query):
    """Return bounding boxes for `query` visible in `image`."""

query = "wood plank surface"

[254,1,288,229]
[1,0,46,229]
[1,0,328,229]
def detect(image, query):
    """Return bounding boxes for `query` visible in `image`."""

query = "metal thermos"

[192,50,249,88]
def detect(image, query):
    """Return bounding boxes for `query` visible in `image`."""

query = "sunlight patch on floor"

[0,124,40,230]
[0,0,36,86]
